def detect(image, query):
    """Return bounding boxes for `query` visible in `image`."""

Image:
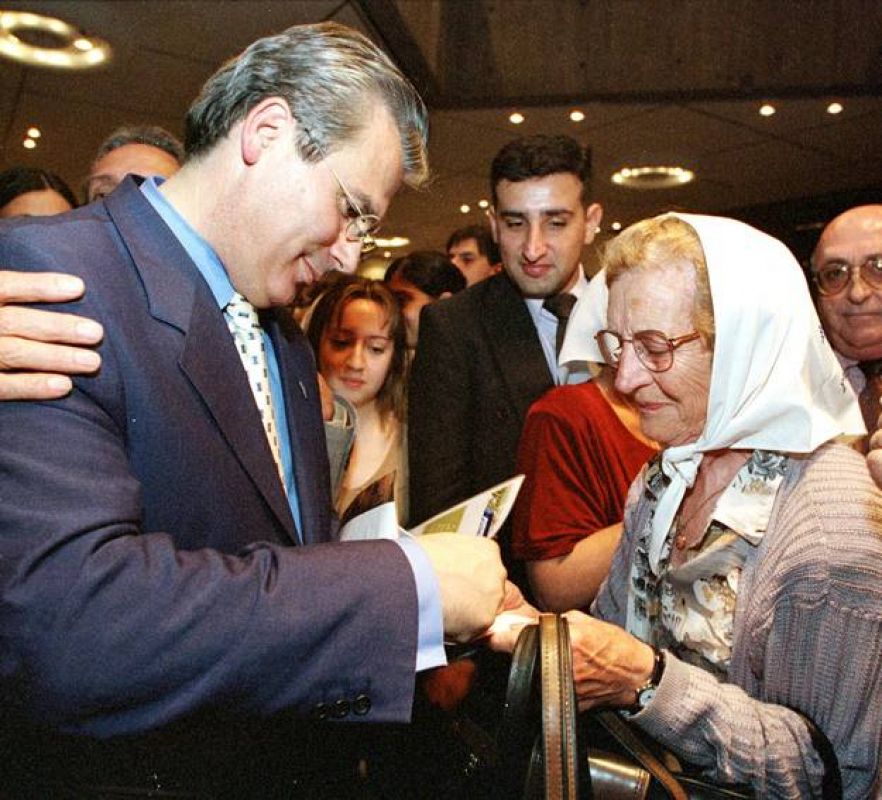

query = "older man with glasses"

[811,205,882,439]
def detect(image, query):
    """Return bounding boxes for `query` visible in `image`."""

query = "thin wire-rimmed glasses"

[594,329,701,373]
[811,255,882,297]
[305,130,380,253]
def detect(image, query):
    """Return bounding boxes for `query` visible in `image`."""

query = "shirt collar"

[140,177,234,310]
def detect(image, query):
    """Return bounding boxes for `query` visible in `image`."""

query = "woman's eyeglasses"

[595,329,701,373]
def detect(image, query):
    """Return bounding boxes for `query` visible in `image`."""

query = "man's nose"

[523,224,547,262]
[847,265,874,304]
[328,230,362,275]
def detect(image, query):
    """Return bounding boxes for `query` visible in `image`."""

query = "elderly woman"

[494,213,882,798]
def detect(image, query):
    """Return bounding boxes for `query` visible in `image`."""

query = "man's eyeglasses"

[305,130,380,253]
[594,329,701,373]
[812,255,882,297]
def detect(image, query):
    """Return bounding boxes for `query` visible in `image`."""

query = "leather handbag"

[497,614,842,800]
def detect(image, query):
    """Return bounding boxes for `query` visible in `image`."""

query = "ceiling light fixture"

[478,199,489,209]
[26,126,40,138]
[569,110,585,122]
[508,112,524,125]
[759,103,776,117]
[23,138,36,150]
[611,221,622,231]
[460,204,470,213]
[0,10,111,69]
[611,165,695,189]
[373,236,410,248]
[827,102,843,115]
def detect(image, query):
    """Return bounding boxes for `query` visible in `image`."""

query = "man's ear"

[241,97,293,166]
[583,203,604,245]
[488,207,500,243]
[439,291,453,300]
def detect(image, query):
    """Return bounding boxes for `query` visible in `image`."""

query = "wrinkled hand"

[417,533,506,643]
[868,421,882,491]
[0,271,103,400]
[564,610,655,711]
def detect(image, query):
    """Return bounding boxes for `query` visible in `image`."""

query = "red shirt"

[512,382,656,561]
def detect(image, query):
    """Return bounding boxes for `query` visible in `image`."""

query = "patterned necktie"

[225,293,286,491]
[543,292,578,358]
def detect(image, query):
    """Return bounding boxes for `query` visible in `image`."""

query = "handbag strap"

[594,709,688,800]
[538,614,587,799]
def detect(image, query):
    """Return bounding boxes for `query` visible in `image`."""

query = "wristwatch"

[621,646,665,717]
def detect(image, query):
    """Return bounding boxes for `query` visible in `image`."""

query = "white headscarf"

[561,212,864,571]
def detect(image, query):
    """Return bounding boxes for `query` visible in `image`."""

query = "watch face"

[637,685,656,708]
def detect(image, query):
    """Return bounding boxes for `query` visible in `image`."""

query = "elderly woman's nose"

[613,342,650,394]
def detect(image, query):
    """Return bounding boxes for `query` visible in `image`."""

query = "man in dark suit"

[0,22,504,797]
[408,135,603,590]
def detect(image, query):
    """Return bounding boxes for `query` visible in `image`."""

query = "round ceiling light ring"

[0,10,111,69]
[611,165,695,190]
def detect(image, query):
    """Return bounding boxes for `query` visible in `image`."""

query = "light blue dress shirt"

[140,178,446,671]
[525,265,591,385]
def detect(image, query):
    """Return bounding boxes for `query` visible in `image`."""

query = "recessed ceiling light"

[460,204,471,213]
[569,110,585,122]
[759,103,776,117]
[827,102,843,115]
[23,138,36,150]
[26,127,41,138]
[383,251,392,259]
[611,165,695,189]
[611,221,622,231]
[478,199,489,209]
[373,236,410,248]
[0,10,111,69]
[508,112,524,125]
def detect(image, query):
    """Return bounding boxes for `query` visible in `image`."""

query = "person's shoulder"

[424,272,518,322]
[527,381,602,418]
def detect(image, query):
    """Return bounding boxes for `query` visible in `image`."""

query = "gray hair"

[94,125,184,164]
[184,22,429,188]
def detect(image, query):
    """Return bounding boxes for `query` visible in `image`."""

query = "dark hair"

[385,250,466,297]
[184,22,428,188]
[306,274,407,422]
[445,225,500,265]
[93,125,184,164]
[0,166,77,212]
[490,135,592,206]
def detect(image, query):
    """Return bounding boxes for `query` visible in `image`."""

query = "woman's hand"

[564,610,656,711]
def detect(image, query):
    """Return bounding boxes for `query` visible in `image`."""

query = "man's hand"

[0,271,103,400]
[868,421,882,490]
[417,534,506,643]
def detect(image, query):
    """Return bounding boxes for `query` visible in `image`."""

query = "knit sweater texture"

[593,441,882,798]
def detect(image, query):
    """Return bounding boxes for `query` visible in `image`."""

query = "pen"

[476,507,494,537]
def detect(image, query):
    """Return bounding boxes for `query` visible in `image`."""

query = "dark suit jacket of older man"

[408,272,554,590]
[0,179,419,791]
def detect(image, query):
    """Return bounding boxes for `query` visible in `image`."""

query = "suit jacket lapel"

[479,275,554,423]
[105,179,297,543]
[266,312,332,546]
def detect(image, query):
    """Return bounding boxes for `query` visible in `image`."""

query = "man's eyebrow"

[499,208,574,219]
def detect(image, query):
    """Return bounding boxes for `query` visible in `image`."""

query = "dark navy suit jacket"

[0,179,419,744]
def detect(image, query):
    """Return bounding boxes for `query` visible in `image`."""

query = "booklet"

[338,474,524,543]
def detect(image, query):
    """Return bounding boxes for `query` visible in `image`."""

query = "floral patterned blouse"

[625,450,789,679]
